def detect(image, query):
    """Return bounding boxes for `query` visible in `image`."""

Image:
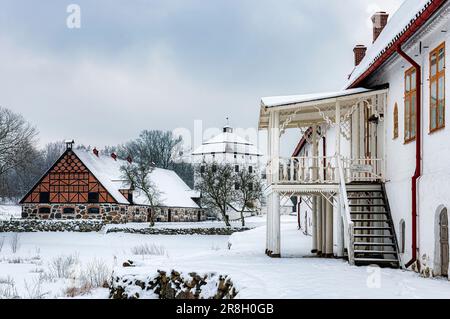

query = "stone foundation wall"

[21,204,205,224]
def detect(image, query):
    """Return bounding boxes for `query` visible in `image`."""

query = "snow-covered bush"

[80,259,111,288]
[65,259,112,297]
[48,253,80,279]
[24,274,48,299]
[9,233,20,253]
[131,243,166,256]
[0,276,19,299]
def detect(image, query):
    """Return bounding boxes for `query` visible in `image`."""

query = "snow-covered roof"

[73,149,199,208]
[192,128,262,156]
[261,87,373,108]
[346,0,434,87]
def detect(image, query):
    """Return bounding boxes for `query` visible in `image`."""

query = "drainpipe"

[396,45,421,268]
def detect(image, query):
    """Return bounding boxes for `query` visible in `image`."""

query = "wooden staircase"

[347,183,400,268]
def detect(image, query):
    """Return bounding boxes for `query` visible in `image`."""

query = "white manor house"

[259,0,450,278]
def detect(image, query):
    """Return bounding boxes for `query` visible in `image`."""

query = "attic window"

[39,192,50,204]
[88,192,99,203]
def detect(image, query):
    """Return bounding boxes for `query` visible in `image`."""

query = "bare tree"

[230,168,263,227]
[0,107,37,178]
[119,130,183,169]
[41,141,66,170]
[120,162,161,226]
[195,162,235,227]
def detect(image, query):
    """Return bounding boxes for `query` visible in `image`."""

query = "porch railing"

[337,156,355,265]
[279,156,337,184]
[272,155,384,184]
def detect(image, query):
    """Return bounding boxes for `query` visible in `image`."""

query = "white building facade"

[259,0,450,278]
[192,125,263,219]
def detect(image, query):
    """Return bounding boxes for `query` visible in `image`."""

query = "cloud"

[0,0,403,155]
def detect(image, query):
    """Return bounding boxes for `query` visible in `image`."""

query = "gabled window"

[430,42,445,132]
[39,192,50,203]
[393,103,399,139]
[404,67,417,143]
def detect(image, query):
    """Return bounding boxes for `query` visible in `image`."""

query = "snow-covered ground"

[1,215,450,299]
[0,204,21,221]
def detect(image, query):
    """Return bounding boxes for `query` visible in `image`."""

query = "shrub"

[9,233,21,253]
[131,243,166,256]
[48,253,80,279]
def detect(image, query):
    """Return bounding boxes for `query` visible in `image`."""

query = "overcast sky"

[0,0,403,153]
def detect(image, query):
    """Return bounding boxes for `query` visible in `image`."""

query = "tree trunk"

[222,211,231,227]
[240,210,245,227]
[148,209,155,227]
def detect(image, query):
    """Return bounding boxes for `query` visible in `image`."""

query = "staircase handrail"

[336,154,355,265]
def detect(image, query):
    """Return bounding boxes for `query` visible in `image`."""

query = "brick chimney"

[371,11,389,43]
[353,45,367,66]
[93,147,99,157]
[111,153,117,161]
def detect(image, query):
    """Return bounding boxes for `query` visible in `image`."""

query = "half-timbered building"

[20,141,204,223]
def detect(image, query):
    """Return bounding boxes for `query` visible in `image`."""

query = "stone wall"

[0,219,104,232]
[110,269,237,299]
[21,204,205,224]
[106,226,250,236]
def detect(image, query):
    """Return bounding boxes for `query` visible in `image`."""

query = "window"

[39,207,50,214]
[393,103,399,139]
[235,165,239,173]
[430,42,445,132]
[404,67,417,142]
[88,207,100,214]
[88,192,99,203]
[200,165,205,174]
[212,165,217,173]
[248,183,253,191]
[63,207,75,214]
[39,192,50,203]
[235,182,240,190]
[248,166,253,173]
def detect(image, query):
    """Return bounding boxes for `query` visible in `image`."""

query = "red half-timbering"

[21,150,117,204]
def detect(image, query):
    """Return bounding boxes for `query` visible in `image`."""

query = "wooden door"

[440,209,449,277]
